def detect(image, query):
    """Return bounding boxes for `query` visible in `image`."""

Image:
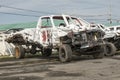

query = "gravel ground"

[0,55,120,80]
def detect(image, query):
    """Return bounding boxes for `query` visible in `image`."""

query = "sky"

[0,0,119,25]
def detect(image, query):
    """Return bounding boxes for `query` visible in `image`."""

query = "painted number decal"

[42,31,47,42]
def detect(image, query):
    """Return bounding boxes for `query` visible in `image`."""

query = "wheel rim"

[15,47,20,58]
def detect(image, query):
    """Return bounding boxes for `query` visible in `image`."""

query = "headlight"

[94,35,97,41]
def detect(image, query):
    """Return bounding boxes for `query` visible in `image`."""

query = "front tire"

[14,45,25,59]
[59,44,72,62]
[93,45,105,59]
[30,45,37,55]
[105,42,116,56]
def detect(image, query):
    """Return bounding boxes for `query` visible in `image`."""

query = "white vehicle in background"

[108,25,120,36]
[75,21,117,56]
[91,24,117,56]
[0,28,24,39]
[0,28,24,56]
[103,25,120,52]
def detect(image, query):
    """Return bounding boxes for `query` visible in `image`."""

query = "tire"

[41,48,52,57]
[14,45,25,59]
[93,45,105,59]
[105,42,116,56]
[30,45,36,55]
[59,44,72,62]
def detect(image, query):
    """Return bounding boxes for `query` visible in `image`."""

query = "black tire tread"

[14,45,25,59]
[105,42,116,56]
[59,44,72,62]
[41,48,52,57]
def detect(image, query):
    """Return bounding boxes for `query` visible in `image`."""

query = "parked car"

[108,25,120,36]
[91,24,116,56]
[0,28,24,39]
[3,28,24,34]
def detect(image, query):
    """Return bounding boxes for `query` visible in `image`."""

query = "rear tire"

[41,48,52,57]
[30,45,37,55]
[105,42,116,56]
[14,45,25,59]
[59,44,72,62]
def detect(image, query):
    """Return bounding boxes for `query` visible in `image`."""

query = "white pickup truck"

[6,15,106,62]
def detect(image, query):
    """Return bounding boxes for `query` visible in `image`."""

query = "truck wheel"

[30,45,36,55]
[105,42,116,56]
[14,45,25,59]
[59,44,72,62]
[93,45,105,59]
[41,48,52,57]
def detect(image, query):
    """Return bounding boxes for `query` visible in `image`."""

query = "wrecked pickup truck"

[5,15,106,62]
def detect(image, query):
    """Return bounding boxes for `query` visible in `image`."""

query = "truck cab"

[35,15,85,47]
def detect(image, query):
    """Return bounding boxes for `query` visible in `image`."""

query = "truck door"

[39,17,53,46]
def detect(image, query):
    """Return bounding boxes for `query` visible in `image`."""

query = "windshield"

[41,17,52,28]
[71,17,82,26]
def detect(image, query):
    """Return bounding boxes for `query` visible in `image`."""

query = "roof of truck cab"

[40,15,71,18]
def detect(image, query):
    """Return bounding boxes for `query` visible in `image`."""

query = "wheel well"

[60,36,72,44]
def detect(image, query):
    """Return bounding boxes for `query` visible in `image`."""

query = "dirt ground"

[0,54,120,80]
